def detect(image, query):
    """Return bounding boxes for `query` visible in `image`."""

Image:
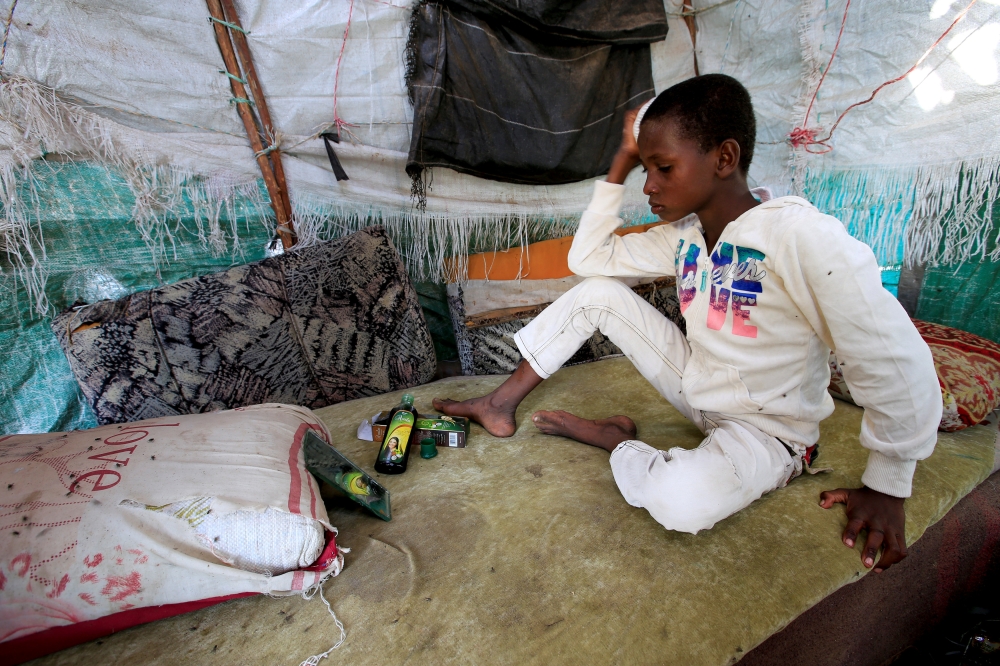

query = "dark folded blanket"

[52,227,437,424]
[405,0,664,188]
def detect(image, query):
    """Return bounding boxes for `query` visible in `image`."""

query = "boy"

[434,75,941,573]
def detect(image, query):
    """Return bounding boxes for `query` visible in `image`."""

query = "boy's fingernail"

[845,539,854,547]
[864,557,873,566]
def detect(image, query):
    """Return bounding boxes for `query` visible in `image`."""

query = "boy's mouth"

[649,202,665,215]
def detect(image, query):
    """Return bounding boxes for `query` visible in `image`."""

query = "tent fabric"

[0,0,694,292]
[3,0,999,286]
[915,207,1000,345]
[405,1,659,186]
[697,0,1000,266]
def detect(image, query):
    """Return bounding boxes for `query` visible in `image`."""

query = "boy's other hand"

[819,486,907,573]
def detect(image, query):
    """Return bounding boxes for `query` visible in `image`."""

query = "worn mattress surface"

[28,357,998,666]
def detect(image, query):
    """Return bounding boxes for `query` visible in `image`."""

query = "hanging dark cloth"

[405,0,665,190]
[443,0,668,44]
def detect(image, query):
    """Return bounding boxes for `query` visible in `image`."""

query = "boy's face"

[637,119,728,222]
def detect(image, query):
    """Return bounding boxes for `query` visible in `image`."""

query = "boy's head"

[640,74,756,173]
[637,74,756,220]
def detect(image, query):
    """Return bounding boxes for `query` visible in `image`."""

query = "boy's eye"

[658,165,671,173]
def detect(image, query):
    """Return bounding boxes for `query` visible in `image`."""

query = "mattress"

[26,357,997,665]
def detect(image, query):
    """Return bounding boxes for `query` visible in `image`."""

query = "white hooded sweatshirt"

[567,181,941,497]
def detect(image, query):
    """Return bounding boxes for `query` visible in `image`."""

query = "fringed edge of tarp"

[0,75,272,315]
[290,194,659,284]
[797,156,1000,267]
[291,197,609,284]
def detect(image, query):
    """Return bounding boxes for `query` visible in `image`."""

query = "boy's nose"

[643,175,658,196]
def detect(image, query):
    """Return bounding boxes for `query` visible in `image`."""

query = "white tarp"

[695,0,1000,264]
[2,0,998,287]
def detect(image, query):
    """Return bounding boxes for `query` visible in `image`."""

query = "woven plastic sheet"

[0,162,273,435]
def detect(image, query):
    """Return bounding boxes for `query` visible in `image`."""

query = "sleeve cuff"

[861,451,918,498]
[589,180,626,217]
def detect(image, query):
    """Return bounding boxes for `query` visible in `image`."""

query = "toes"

[532,410,554,423]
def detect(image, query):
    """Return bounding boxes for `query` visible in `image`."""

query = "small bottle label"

[378,411,414,464]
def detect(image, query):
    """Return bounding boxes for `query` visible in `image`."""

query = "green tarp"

[1,162,273,434]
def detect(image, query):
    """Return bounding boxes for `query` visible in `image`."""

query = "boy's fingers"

[842,517,866,548]
[861,529,884,568]
[875,532,908,572]
[819,488,850,508]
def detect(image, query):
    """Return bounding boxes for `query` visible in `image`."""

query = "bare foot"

[432,360,543,439]
[531,411,637,452]
[433,393,517,438]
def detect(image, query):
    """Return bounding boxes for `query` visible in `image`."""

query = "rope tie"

[331,0,357,132]
[229,97,255,106]
[208,16,249,34]
[667,0,738,18]
[219,70,247,85]
[254,143,279,158]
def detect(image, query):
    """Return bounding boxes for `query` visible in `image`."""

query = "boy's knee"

[574,276,633,306]
[614,444,744,534]
[642,490,734,535]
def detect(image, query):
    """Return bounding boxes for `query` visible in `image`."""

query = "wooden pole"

[205,0,296,248]
[219,0,294,230]
[682,1,700,76]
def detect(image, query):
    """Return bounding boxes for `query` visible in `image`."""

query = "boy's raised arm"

[567,108,680,279]
[776,210,941,572]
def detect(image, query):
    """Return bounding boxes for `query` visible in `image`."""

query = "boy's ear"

[716,138,742,178]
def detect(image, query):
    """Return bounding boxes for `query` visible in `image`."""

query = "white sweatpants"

[513,277,798,534]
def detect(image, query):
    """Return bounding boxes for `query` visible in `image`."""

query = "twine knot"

[788,126,832,154]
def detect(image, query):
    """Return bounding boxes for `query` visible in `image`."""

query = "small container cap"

[419,437,437,459]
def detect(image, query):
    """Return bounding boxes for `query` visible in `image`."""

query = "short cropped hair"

[640,74,756,173]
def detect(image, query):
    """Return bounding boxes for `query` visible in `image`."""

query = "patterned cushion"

[52,227,437,425]
[828,319,1000,432]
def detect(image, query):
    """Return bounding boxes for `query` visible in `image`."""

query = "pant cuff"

[512,329,553,379]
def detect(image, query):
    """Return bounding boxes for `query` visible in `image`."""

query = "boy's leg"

[435,276,696,437]
[513,276,701,425]
[610,418,796,534]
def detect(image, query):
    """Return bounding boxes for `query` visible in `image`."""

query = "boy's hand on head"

[607,107,643,184]
[819,486,907,573]
[618,107,641,162]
